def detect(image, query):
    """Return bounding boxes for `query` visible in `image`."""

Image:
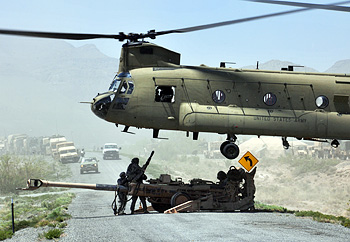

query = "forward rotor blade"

[0,7,309,41]
[2,1,348,41]
[247,0,350,12]
[0,29,123,40]
[155,7,308,36]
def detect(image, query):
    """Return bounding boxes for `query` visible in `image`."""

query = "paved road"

[57,152,350,241]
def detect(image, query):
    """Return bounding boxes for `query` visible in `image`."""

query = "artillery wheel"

[151,203,171,213]
[221,142,240,159]
[170,192,191,207]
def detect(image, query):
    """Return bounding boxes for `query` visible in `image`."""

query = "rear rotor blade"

[247,0,350,12]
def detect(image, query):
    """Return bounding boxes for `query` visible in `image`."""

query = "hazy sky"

[0,0,349,71]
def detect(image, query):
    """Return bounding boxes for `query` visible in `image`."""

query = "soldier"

[126,157,149,214]
[217,170,227,187]
[116,172,128,215]
[80,148,85,157]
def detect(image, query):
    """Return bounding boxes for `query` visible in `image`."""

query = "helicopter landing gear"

[220,134,240,159]
[282,137,290,149]
[331,139,340,148]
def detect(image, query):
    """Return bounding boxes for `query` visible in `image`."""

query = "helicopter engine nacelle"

[119,42,181,72]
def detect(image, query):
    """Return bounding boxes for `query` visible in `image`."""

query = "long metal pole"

[11,198,15,234]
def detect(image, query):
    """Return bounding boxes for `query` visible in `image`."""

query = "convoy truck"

[203,141,222,159]
[57,142,80,163]
[0,139,5,155]
[50,136,66,158]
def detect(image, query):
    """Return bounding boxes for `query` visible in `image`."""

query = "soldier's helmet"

[131,157,139,165]
[119,172,126,178]
[217,171,227,181]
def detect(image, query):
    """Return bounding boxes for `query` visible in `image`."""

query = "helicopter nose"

[91,92,115,120]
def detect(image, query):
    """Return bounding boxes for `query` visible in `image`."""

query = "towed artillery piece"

[20,166,256,214]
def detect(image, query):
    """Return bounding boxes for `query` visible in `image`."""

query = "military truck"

[7,134,28,155]
[102,143,121,160]
[0,138,5,155]
[56,141,76,153]
[49,136,67,158]
[41,137,51,156]
[58,145,80,164]
[296,146,308,156]
[203,141,222,159]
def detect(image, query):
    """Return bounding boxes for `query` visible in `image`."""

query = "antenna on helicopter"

[281,65,304,71]
[220,62,236,68]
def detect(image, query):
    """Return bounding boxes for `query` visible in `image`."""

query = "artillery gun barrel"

[17,179,126,192]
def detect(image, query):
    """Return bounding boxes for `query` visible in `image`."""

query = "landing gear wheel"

[170,192,191,207]
[221,142,240,159]
[220,141,230,154]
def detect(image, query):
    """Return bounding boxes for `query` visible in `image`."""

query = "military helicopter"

[1,0,350,159]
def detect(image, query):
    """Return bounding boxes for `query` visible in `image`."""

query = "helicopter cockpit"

[109,72,134,94]
[91,72,134,120]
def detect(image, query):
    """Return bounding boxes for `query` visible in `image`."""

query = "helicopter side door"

[151,79,182,130]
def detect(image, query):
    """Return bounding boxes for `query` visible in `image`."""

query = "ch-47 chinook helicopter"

[1,0,350,159]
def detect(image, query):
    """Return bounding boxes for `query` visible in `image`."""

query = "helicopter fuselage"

[92,65,350,141]
[2,1,350,159]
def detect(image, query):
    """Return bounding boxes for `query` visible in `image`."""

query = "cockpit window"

[109,72,131,92]
[118,72,131,78]
[109,78,121,92]
[119,82,128,94]
[127,81,134,94]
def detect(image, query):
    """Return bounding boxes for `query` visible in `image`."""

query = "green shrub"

[58,222,67,228]
[15,220,31,230]
[43,228,63,239]
[295,210,350,227]
[0,230,13,240]
[0,193,74,240]
[37,219,49,227]
[0,155,71,196]
[255,202,293,213]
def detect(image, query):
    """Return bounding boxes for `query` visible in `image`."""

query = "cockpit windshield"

[109,76,121,92]
[109,72,131,92]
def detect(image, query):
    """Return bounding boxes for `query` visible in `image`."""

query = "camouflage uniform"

[117,172,128,215]
[126,158,148,214]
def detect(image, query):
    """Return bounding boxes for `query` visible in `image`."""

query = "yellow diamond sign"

[238,151,259,172]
